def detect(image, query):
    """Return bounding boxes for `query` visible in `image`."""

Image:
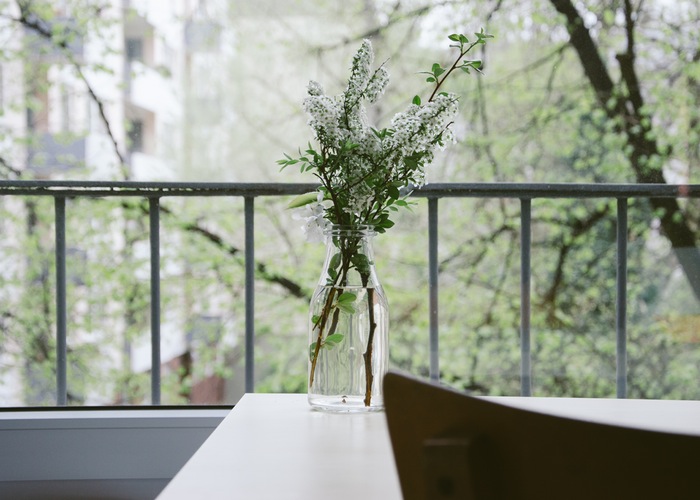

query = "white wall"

[0,408,228,499]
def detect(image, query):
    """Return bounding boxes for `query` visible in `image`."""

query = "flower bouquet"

[280,31,491,411]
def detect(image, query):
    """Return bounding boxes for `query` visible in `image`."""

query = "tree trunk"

[550,0,700,301]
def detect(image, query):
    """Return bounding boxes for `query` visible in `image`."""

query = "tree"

[549,0,700,300]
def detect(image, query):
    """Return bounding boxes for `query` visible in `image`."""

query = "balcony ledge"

[0,407,229,500]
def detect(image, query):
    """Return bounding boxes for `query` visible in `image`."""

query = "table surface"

[156,393,700,500]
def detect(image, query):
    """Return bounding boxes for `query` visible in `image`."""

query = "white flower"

[304,95,341,144]
[386,92,459,158]
[365,66,389,103]
[292,193,331,243]
[307,80,324,96]
[346,39,373,102]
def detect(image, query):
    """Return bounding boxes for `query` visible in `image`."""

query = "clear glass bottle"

[307,225,389,412]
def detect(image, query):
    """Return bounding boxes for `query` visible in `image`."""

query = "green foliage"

[423,30,492,87]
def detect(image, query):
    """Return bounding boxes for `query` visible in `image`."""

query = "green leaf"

[336,302,356,314]
[325,333,345,345]
[372,127,391,139]
[475,29,494,42]
[329,253,341,270]
[309,342,317,360]
[431,63,445,77]
[426,77,436,83]
[412,95,421,105]
[337,292,357,303]
[404,153,422,170]
[352,253,371,274]
[328,268,338,281]
[448,34,461,42]
[388,185,401,200]
[287,191,319,209]
[342,140,360,151]
[311,315,320,325]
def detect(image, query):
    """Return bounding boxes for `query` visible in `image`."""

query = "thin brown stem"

[363,287,377,406]
[308,286,338,388]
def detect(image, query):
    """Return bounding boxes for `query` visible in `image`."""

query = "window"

[61,85,71,132]
[127,119,143,153]
[126,37,143,63]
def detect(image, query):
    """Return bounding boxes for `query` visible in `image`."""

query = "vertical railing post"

[520,198,532,396]
[244,197,255,393]
[428,197,439,382]
[616,198,628,398]
[54,196,67,406]
[149,197,161,405]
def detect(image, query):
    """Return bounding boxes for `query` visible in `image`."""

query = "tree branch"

[549,0,700,301]
[0,156,23,178]
[127,200,310,300]
[541,204,611,322]
[15,1,128,172]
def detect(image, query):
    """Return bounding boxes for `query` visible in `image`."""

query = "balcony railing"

[1,180,699,406]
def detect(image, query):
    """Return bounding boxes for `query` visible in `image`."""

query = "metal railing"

[1,180,699,405]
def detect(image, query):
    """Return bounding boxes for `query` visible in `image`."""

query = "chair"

[383,371,700,500]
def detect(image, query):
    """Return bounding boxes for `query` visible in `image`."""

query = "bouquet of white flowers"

[281,31,491,239]
[280,31,491,410]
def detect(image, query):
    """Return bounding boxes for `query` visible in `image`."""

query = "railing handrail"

[0,181,699,198]
[0,181,318,197]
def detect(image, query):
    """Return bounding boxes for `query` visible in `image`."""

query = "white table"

[157,394,402,500]
[157,393,700,499]
[491,395,700,435]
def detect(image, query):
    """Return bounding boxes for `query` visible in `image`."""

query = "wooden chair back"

[383,371,700,500]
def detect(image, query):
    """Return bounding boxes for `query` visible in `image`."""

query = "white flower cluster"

[307,80,324,96]
[346,39,374,103]
[385,93,459,186]
[366,67,389,103]
[345,40,390,105]
[389,94,458,151]
[304,93,340,145]
[303,40,389,159]
[300,38,460,222]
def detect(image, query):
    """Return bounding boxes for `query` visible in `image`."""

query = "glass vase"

[308,225,389,412]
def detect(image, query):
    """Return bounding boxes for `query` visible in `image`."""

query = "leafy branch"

[421,29,493,103]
